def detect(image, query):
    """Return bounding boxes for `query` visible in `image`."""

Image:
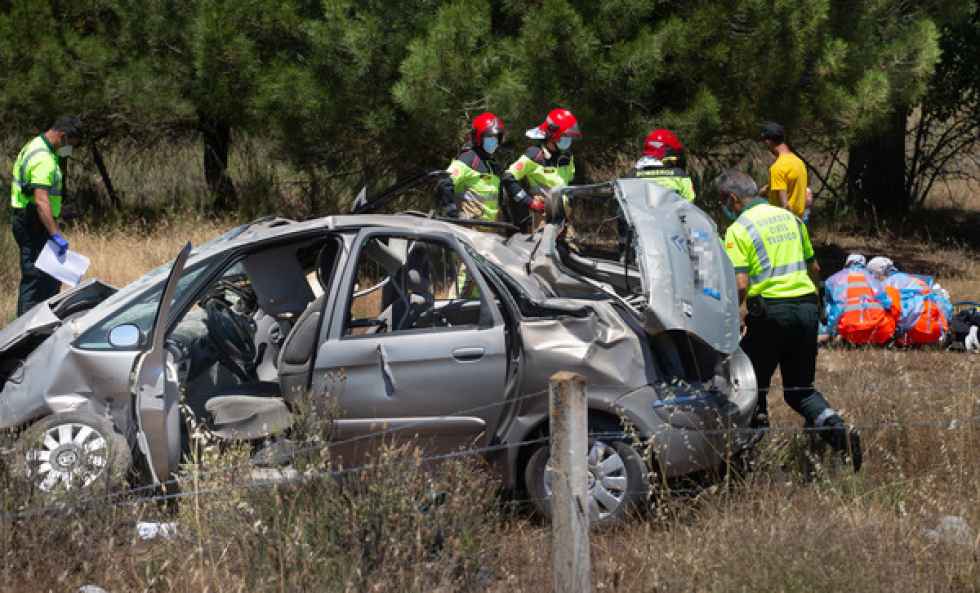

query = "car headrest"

[405,268,431,293]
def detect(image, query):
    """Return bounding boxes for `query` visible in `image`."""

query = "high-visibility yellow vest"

[446,150,501,222]
[723,201,816,298]
[631,159,696,202]
[507,146,574,194]
[11,136,64,218]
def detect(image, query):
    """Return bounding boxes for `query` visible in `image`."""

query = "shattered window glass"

[563,194,626,261]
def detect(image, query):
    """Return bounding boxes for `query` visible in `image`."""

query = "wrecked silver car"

[0,179,757,523]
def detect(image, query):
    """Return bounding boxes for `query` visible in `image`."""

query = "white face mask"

[482,136,499,154]
[57,144,73,158]
[556,136,573,151]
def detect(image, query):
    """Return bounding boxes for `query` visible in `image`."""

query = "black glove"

[435,176,457,216]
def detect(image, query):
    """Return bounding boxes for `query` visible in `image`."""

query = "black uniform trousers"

[11,204,60,316]
[739,293,831,426]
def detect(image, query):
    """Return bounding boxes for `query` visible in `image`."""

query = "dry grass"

[814,229,980,303]
[489,340,980,593]
[0,216,230,322]
[2,333,977,592]
[0,223,975,592]
[0,171,978,590]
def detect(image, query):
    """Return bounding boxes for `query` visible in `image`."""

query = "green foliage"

[0,1,127,136]
[924,2,979,123]
[394,0,499,156]
[0,0,974,214]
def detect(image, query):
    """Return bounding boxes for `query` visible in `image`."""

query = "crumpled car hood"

[0,279,117,357]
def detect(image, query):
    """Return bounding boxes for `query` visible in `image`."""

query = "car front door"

[130,243,191,485]
[313,230,508,460]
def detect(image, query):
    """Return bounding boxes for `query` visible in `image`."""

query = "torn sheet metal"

[519,301,650,393]
[616,179,740,354]
[0,279,115,355]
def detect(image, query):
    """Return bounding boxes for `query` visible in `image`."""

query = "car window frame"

[73,229,340,352]
[73,259,221,351]
[162,231,344,343]
[332,228,503,342]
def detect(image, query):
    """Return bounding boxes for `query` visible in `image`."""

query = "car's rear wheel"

[18,412,132,493]
[524,437,648,526]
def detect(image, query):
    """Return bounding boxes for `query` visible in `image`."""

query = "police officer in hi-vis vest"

[436,112,506,223]
[10,116,81,315]
[716,169,862,471]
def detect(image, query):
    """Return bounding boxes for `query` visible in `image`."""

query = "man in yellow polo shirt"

[758,122,808,219]
[717,169,861,471]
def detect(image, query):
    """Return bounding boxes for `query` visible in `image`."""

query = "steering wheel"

[203,297,257,382]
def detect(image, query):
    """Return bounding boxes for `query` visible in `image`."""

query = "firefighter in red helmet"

[501,108,581,230]
[628,128,696,202]
[436,112,506,222]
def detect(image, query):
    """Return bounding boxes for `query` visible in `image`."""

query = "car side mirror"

[108,324,143,349]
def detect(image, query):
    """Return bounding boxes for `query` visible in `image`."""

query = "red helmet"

[527,108,582,142]
[471,112,504,146]
[643,129,683,161]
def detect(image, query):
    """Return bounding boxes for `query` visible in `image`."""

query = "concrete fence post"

[549,371,592,593]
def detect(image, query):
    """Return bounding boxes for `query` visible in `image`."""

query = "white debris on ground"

[250,466,300,482]
[136,521,178,541]
[923,515,976,547]
[78,586,109,593]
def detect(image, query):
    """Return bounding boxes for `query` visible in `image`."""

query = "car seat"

[277,292,328,404]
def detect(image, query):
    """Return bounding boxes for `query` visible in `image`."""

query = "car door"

[131,243,191,485]
[313,230,508,460]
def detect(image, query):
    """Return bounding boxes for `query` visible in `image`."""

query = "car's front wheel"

[524,437,648,526]
[18,412,132,493]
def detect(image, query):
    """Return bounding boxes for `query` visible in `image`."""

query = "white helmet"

[867,256,896,277]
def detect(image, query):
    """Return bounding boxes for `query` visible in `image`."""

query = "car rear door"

[131,243,191,485]
[313,230,508,460]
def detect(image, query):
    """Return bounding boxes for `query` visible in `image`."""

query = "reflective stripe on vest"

[739,215,808,284]
[842,302,880,313]
[12,146,52,196]
[841,273,883,314]
[636,167,688,178]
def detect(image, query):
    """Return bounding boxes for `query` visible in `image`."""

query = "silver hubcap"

[544,440,629,520]
[26,423,109,492]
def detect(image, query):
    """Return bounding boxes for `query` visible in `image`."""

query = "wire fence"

[3,381,827,514]
[2,374,978,523]
[4,408,979,523]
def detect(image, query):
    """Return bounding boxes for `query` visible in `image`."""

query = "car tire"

[524,437,648,527]
[18,412,132,493]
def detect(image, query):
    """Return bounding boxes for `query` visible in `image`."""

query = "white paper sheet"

[34,240,90,287]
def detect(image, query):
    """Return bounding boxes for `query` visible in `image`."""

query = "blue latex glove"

[51,233,69,256]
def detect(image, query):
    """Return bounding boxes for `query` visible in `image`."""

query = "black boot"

[819,415,862,473]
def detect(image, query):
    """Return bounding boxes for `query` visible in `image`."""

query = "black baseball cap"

[760,121,785,142]
[51,116,83,139]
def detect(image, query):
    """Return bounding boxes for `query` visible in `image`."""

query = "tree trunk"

[200,115,237,212]
[846,106,910,217]
[90,143,121,210]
